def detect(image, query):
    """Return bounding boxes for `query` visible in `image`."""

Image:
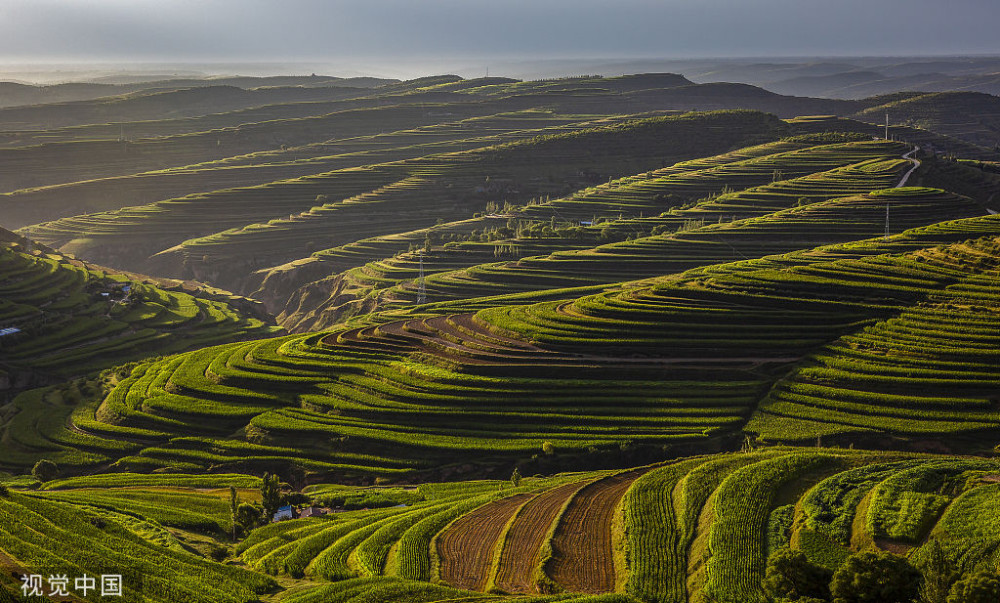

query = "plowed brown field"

[493,481,590,593]
[547,469,647,593]
[437,493,533,591]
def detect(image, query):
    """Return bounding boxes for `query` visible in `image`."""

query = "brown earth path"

[547,469,648,594]
[437,493,534,591]
[493,481,590,593]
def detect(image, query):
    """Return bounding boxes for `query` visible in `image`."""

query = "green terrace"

[0,242,279,382]
[0,109,644,230]
[4,209,1000,476]
[384,186,982,311]
[250,138,832,327]
[18,110,786,280]
[7,449,1000,603]
[264,137,919,331]
[0,486,275,603]
[854,91,1000,150]
[747,240,1000,444]
[0,97,536,193]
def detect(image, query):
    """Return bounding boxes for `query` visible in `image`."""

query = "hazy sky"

[2,0,998,72]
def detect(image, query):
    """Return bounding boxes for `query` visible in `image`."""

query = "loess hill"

[5,450,1000,603]
[7,198,997,478]
[0,227,280,394]
[2,72,1000,603]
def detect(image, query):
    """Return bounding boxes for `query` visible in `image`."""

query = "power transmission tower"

[417,250,426,305]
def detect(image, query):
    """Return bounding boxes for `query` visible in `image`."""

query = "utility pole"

[885,113,890,141]
[417,250,426,305]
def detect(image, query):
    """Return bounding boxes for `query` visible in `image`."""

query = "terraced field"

[266,138,915,329]
[437,493,534,590]
[0,486,276,603]
[5,201,997,478]
[7,450,997,602]
[19,110,785,282]
[547,470,647,593]
[492,481,591,593]
[290,142,948,323]
[0,236,279,387]
[4,74,1000,603]
[0,109,644,231]
[854,91,1000,149]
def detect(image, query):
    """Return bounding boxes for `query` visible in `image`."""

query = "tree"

[917,539,958,603]
[542,441,555,455]
[510,467,521,488]
[260,473,282,522]
[831,551,921,603]
[763,548,832,601]
[229,486,239,542]
[31,459,58,482]
[235,502,263,531]
[947,569,1000,603]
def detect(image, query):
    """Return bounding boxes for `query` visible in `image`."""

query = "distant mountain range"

[450,56,1000,99]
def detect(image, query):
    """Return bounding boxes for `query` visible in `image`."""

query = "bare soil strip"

[437,493,534,591]
[548,469,648,593]
[493,481,589,593]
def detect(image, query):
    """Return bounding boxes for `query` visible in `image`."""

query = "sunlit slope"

[253,137,818,321]
[264,137,919,330]
[5,209,999,477]
[222,450,1000,603]
[7,74,974,230]
[0,487,276,603]
[854,91,1000,149]
[0,71,861,195]
[747,244,1000,444]
[327,142,922,313]
[0,75,395,129]
[791,114,1000,161]
[272,144,992,331]
[0,98,525,193]
[0,109,624,229]
[19,111,786,280]
[402,187,981,306]
[0,238,280,386]
[11,450,997,603]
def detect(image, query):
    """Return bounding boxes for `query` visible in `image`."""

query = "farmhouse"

[299,506,327,518]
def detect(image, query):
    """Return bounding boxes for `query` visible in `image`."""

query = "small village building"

[298,506,327,518]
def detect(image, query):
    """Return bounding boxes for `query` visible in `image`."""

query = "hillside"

[0,229,280,395]
[3,71,1000,603]
[4,450,1000,603]
[0,108,631,229]
[266,139,996,332]
[5,195,998,478]
[20,110,788,279]
[854,91,1000,150]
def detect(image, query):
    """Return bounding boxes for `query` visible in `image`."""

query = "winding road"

[896,146,921,188]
